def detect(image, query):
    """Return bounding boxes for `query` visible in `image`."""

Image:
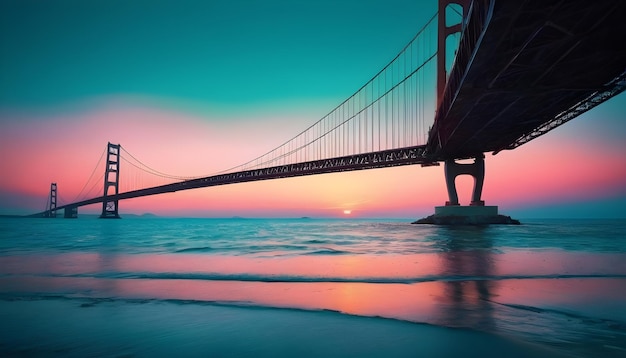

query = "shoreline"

[1,295,570,358]
[2,276,625,357]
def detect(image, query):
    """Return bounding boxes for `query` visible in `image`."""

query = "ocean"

[1,217,625,357]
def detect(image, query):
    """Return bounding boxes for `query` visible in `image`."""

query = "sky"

[1,0,625,219]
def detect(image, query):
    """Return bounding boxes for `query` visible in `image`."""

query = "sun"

[343,210,352,215]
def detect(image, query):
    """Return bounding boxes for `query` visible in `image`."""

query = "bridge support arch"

[100,142,121,219]
[444,155,484,206]
[413,155,519,225]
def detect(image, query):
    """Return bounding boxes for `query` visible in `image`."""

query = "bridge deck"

[428,0,626,160]
[41,146,431,216]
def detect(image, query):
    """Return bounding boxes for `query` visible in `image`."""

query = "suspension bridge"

[36,0,626,220]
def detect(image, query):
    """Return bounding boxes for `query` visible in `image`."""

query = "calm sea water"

[1,217,625,357]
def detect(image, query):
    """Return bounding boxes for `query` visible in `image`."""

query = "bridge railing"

[507,69,626,150]
[35,144,431,217]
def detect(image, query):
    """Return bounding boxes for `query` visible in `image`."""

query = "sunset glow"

[1,1,625,218]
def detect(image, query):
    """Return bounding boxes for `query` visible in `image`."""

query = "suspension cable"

[80,172,105,201]
[119,146,194,180]
[217,13,438,174]
[73,147,106,202]
[58,193,71,206]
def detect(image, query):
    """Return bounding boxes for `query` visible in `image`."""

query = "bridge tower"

[414,0,518,224]
[45,182,57,218]
[100,142,121,219]
[437,0,488,208]
[437,0,470,106]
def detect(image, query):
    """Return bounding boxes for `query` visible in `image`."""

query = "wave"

[0,293,427,328]
[4,290,623,337]
[302,239,331,244]
[488,299,626,325]
[22,271,626,284]
[2,289,622,358]
[174,244,342,254]
[304,248,351,255]
[174,246,214,253]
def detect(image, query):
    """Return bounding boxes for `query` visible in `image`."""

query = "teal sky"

[1,0,437,113]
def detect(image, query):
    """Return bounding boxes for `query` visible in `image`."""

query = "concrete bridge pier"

[64,207,78,219]
[444,155,485,206]
[413,155,519,225]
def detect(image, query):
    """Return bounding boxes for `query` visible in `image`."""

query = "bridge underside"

[428,0,626,160]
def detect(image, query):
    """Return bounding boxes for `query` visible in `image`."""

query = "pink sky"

[1,93,625,219]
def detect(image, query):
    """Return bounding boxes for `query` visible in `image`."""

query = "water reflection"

[94,220,124,296]
[437,226,496,331]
